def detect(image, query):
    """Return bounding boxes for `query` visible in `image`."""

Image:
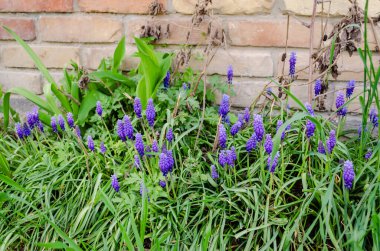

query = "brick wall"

[0,0,379,114]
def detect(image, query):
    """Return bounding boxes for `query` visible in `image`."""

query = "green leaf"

[37,242,72,250]
[0,152,11,177]
[51,83,72,113]
[90,71,134,87]
[44,84,62,115]
[77,90,105,125]
[0,174,27,192]
[112,36,126,72]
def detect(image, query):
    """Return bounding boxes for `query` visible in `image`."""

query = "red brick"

[0,18,35,40]
[126,17,221,45]
[78,0,166,14]
[39,16,123,43]
[228,19,331,48]
[0,0,73,12]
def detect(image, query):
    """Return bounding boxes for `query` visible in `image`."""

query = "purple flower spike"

[134,97,142,118]
[306,120,315,138]
[365,151,372,160]
[230,121,242,136]
[87,135,95,152]
[305,103,315,117]
[244,108,250,123]
[336,92,347,117]
[117,120,126,142]
[246,133,257,152]
[182,82,188,90]
[253,114,265,142]
[135,133,145,157]
[238,114,244,124]
[51,117,58,133]
[26,107,39,129]
[315,79,322,96]
[218,150,227,168]
[369,107,378,127]
[75,125,81,139]
[159,180,166,188]
[346,80,355,99]
[227,65,233,85]
[226,150,235,167]
[211,165,219,179]
[134,155,140,169]
[343,160,355,189]
[37,121,44,132]
[111,174,120,192]
[146,98,156,127]
[96,101,103,117]
[100,142,106,154]
[164,71,170,88]
[264,134,273,154]
[15,123,24,139]
[326,130,336,154]
[23,123,31,137]
[58,114,65,131]
[318,141,326,154]
[166,128,174,142]
[218,124,227,149]
[289,52,296,78]
[276,120,286,141]
[223,115,231,125]
[219,94,230,118]
[267,151,280,173]
[67,112,74,128]
[123,115,134,140]
[152,140,159,152]
[159,153,170,176]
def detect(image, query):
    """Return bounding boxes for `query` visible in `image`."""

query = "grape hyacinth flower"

[315,79,322,96]
[159,180,166,188]
[343,160,355,189]
[23,124,31,137]
[289,52,296,78]
[152,140,159,152]
[166,150,174,171]
[87,135,95,152]
[117,120,126,142]
[305,103,315,117]
[58,114,65,131]
[244,108,250,123]
[67,112,74,128]
[37,121,44,132]
[246,133,257,152]
[135,133,145,157]
[100,142,106,154]
[26,107,39,129]
[227,65,233,85]
[75,125,81,139]
[230,121,242,136]
[134,97,142,118]
[219,94,230,118]
[226,149,235,167]
[238,114,244,124]
[276,120,286,141]
[365,151,372,160]
[166,128,174,142]
[111,174,120,192]
[219,124,227,149]
[96,101,103,117]
[218,150,228,168]
[264,134,273,154]
[326,130,336,154]
[223,115,231,125]
[306,120,315,138]
[211,165,219,180]
[134,155,140,169]
[146,98,156,127]
[51,117,58,133]
[123,115,134,140]
[336,92,347,117]
[253,114,265,142]
[182,82,188,90]
[164,71,170,88]
[346,80,355,99]
[230,146,237,162]
[266,88,273,96]
[15,123,24,139]
[318,141,326,154]
[267,151,280,173]
[159,152,174,176]
[369,107,378,127]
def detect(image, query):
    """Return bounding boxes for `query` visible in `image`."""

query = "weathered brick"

[228,19,331,48]
[125,17,221,45]
[282,0,380,17]
[276,51,380,81]
[173,0,274,14]
[0,18,35,40]
[78,0,166,14]
[1,45,80,68]
[39,16,123,43]
[0,0,73,12]
[186,48,273,77]
[0,70,42,94]
[80,46,138,70]
[9,95,38,115]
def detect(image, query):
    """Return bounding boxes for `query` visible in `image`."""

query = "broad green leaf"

[0,174,27,192]
[77,90,105,125]
[113,36,126,72]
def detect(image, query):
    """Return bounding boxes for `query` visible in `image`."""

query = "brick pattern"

[0,0,378,112]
